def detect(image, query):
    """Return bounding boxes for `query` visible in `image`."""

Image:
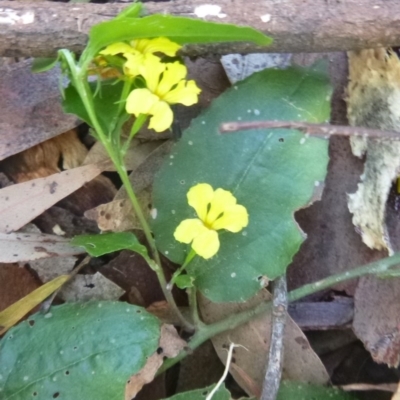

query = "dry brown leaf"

[0,163,105,233]
[199,290,329,397]
[0,60,79,162]
[86,141,172,232]
[0,231,84,262]
[2,130,88,182]
[392,382,400,400]
[84,190,151,232]
[29,256,76,282]
[83,139,162,171]
[58,272,125,301]
[125,324,186,400]
[353,276,400,367]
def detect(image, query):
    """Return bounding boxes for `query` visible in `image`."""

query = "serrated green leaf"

[81,15,272,66]
[63,79,127,134]
[31,57,59,73]
[0,302,160,400]
[71,232,148,257]
[162,384,230,400]
[152,64,331,302]
[277,381,357,400]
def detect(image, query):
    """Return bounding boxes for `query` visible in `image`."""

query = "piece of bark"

[1,0,400,57]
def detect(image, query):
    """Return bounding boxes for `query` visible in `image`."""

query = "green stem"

[168,248,197,289]
[122,114,148,156]
[188,287,204,329]
[114,155,194,332]
[158,252,400,374]
[61,50,193,332]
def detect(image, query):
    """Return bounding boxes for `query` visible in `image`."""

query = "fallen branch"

[220,120,400,140]
[261,274,288,400]
[1,0,400,57]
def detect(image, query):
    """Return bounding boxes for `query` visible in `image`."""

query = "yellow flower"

[174,183,249,259]
[100,37,181,58]
[125,55,201,132]
[98,37,181,78]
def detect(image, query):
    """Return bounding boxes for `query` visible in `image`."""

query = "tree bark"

[0,0,400,57]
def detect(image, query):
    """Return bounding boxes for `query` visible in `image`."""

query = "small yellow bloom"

[100,37,181,58]
[97,38,181,79]
[125,55,201,132]
[174,184,249,259]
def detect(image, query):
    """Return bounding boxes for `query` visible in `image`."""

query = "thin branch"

[261,274,288,400]
[2,0,400,57]
[158,253,400,374]
[220,120,400,140]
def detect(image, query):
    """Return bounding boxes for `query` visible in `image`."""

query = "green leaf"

[152,63,331,302]
[71,232,148,257]
[175,275,195,289]
[277,381,357,399]
[0,302,160,400]
[63,79,128,134]
[81,14,272,66]
[162,384,231,400]
[115,2,144,19]
[31,57,59,73]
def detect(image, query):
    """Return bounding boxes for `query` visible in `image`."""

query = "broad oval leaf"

[277,381,356,400]
[162,384,230,400]
[152,64,331,302]
[81,14,272,66]
[0,302,160,400]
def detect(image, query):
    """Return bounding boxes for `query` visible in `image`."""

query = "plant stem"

[62,50,193,331]
[188,287,204,329]
[158,253,400,374]
[168,248,197,289]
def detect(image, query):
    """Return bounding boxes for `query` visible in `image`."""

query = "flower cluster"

[98,38,201,132]
[174,183,249,259]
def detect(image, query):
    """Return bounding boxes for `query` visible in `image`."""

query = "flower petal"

[162,80,201,106]
[100,42,137,56]
[174,218,207,244]
[187,183,214,222]
[211,204,249,232]
[131,37,181,57]
[157,62,188,97]
[192,229,220,259]
[139,54,166,93]
[123,53,144,77]
[148,100,173,132]
[125,88,159,116]
[205,188,237,226]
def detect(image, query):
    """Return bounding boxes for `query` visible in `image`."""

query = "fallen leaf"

[0,263,40,312]
[221,53,292,84]
[0,163,105,233]
[392,382,400,400]
[353,276,400,367]
[59,272,125,301]
[85,191,151,232]
[347,49,400,253]
[0,274,69,335]
[29,256,76,282]
[2,130,88,182]
[125,324,186,400]
[0,59,79,161]
[0,231,84,262]
[199,290,329,397]
[86,141,172,232]
[83,139,162,171]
